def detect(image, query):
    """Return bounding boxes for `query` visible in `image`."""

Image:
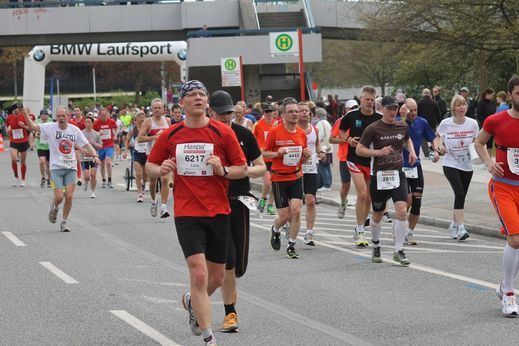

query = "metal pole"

[298,28,305,101]
[13,61,18,101]
[240,55,245,102]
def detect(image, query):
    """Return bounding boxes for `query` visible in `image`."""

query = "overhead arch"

[23,41,187,113]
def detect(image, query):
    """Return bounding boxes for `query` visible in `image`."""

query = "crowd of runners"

[3,75,519,344]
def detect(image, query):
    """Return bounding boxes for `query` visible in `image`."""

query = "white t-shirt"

[437,117,479,171]
[40,122,89,170]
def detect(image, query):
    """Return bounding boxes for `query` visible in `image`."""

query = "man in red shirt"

[5,103,30,187]
[93,108,118,188]
[263,97,311,259]
[70,107,86,184]
[146,80,247,346]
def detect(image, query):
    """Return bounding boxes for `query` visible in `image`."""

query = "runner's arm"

[21,108,39,132]
[248,155,266,179]
[137,119,157,143]
[356,142,391,158]
[474,128,504,177]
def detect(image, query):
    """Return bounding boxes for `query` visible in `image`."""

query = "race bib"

[12,129,24,140]
[302,153,316,174]
[134,141,147,153]
[283,146,302,166]
[507,148,519,175]
[376,170,400,190]
[58,153,76,169]
[176,143,214,176]
[403,166,418,179]
[237,196,258,211]
[100,129,111,140]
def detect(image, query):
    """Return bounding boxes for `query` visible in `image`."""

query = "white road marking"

[110,310,180,346]
[2,231,27,246]
[320,241,501,254]
[39,262,79,284]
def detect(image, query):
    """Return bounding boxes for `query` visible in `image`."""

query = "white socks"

[503,244,519,292]
[394,219,408,252]
[371,221,381,246]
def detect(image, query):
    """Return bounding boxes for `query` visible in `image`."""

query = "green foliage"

[139,90,162,107]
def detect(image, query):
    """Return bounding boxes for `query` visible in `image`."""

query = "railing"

[251,0,260,29]
[301,0,314,28]
[187,26,319,38]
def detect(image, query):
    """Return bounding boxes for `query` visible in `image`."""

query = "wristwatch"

[223,166,229,177]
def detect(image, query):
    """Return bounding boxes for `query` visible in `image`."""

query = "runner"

[146,80,247,346]
[263,97,311,259]
[252,103,276,215]
[330,101,356,218]
[81,116,102,198]
[35,110,52,188]
[138,98,172,218]
[5,103,30,187]
[475,74,519,317]
[171,104,184,124]
[125,111,148,202]
[298,102,326,246]
[22,106,99,232]
[356,95,417,265]
[93,108,118,188]
[232,104,253,131]
[398,98,441,245]
[436,95,479,240]
[208,90,266,333]
[339,86,382,246]
[70,107,85,186]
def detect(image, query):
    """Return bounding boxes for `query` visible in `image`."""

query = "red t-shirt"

[70,117,85,130]
[93,118,117,148]
[147,118,246,217]
[6,113,29,143]
[331,117,348,162]
[483,110,519,181]
[252,118,274,163]
[263,124,307,182]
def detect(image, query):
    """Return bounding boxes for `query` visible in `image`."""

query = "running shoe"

[77,180,82,187]
[405,232,418,246]
[150,200,158,217]
[48,202,58,224]
[382,212,392,223]
[337,204,346,219]
[90,193,96,199]
[304,232,315,246]
[107,181,113,189]
[354,231,369,247]
[137,193,144,203]
[204,338,217,346]
[270,226,281,251]
[13,179,19,187]
[40,177,46,188]
[181,292,201,336]
[160,205,170,218]
[458,225,469,241]
[497,282,505,300]
[83,181,88,191]
[501,292,519,317]
[372,246,382,263]
[257,198,266,213]
[286,243,299,259]
[60,221,70,232]
[448,223,458,239]
[393,250,410,266]
[317,186,331,192]
[19,180,26,187]
[101,181,106,188]
[220,312,238,333]
[266,204,276,215]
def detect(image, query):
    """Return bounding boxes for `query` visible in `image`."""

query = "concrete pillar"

[244,64,261,105]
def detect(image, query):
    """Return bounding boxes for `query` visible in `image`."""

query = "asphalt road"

[0,151,517,346]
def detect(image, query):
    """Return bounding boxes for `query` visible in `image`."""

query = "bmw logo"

[177,48,187,61]
[33,49,45,62]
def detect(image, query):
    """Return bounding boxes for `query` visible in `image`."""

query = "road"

[0,152,516,346]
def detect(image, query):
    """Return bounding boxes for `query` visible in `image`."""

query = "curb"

[250,182,504,240]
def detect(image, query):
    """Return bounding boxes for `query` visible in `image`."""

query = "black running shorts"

[369,171,408,212]
[10,141,30,152]
[226,198,250,277]
[272,178,304,209]
[303,173,318,196]
[406,165,424,194]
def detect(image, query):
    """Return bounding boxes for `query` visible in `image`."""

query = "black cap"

[7,103,20,114]
[381,95,398,107]
[209,90,234,114]
[40,109,49,116]
[263,103,274,112]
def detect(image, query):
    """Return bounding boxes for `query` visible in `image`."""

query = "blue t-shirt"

[397,115,436,167]
[496,104,510,112]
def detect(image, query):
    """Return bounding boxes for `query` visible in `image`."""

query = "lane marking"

[110,310,180,346]
[2,231,27,246]
[320,241,501,254]
[39,262,79,284]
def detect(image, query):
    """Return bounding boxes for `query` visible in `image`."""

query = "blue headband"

[179,80,208,99]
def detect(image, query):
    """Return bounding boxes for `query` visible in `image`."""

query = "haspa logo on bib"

[59,140,74,154]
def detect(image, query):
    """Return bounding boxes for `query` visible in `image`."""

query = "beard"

[512,99,519,112]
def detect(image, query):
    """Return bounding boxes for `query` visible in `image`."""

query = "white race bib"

[302,153,317,174]
[134,141,147,153]
[176,143,214,176]
[403,166,418,179]
[283,146,302,166]
[237,196,258,211]
[507,148,519,175]
[100,129,111,140]
[12,129,24,140]
[58,153,76,169]
[376,170,400,190]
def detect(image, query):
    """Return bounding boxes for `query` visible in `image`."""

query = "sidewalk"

[251,154,504,239]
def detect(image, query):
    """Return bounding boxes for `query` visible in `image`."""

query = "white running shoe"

[13,179,20,187]
[448,223,458,239]
[458,225,469,241]
[160,204,170,218]
[150,200,158,217]
[20,180,26,187]
[83,182,88,191]
[501,291,519,317]
[303,232,315,246]
[90,193,96,199]
[317,187,331,192]
[337,204,346,219]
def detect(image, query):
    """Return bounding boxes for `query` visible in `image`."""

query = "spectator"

[417,88,442,158]
[477,88,496,156]
[459,87,477,119]
[432,85,448,119]
[315,107,332,190]
[197,24,211,38]
[496,91,510,112]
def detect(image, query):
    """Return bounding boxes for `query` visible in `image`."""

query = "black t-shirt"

[339,109,382,166]
[229,123,262,196]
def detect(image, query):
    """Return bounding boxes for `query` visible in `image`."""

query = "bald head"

[405,98,417,121]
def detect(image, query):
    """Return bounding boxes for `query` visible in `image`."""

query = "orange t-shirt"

[252,118,274,163]
[263,124,308,182]
[331,117,348,162]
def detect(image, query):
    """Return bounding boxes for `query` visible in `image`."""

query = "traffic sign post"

[269,32,299,57]
[220,57,241,87]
